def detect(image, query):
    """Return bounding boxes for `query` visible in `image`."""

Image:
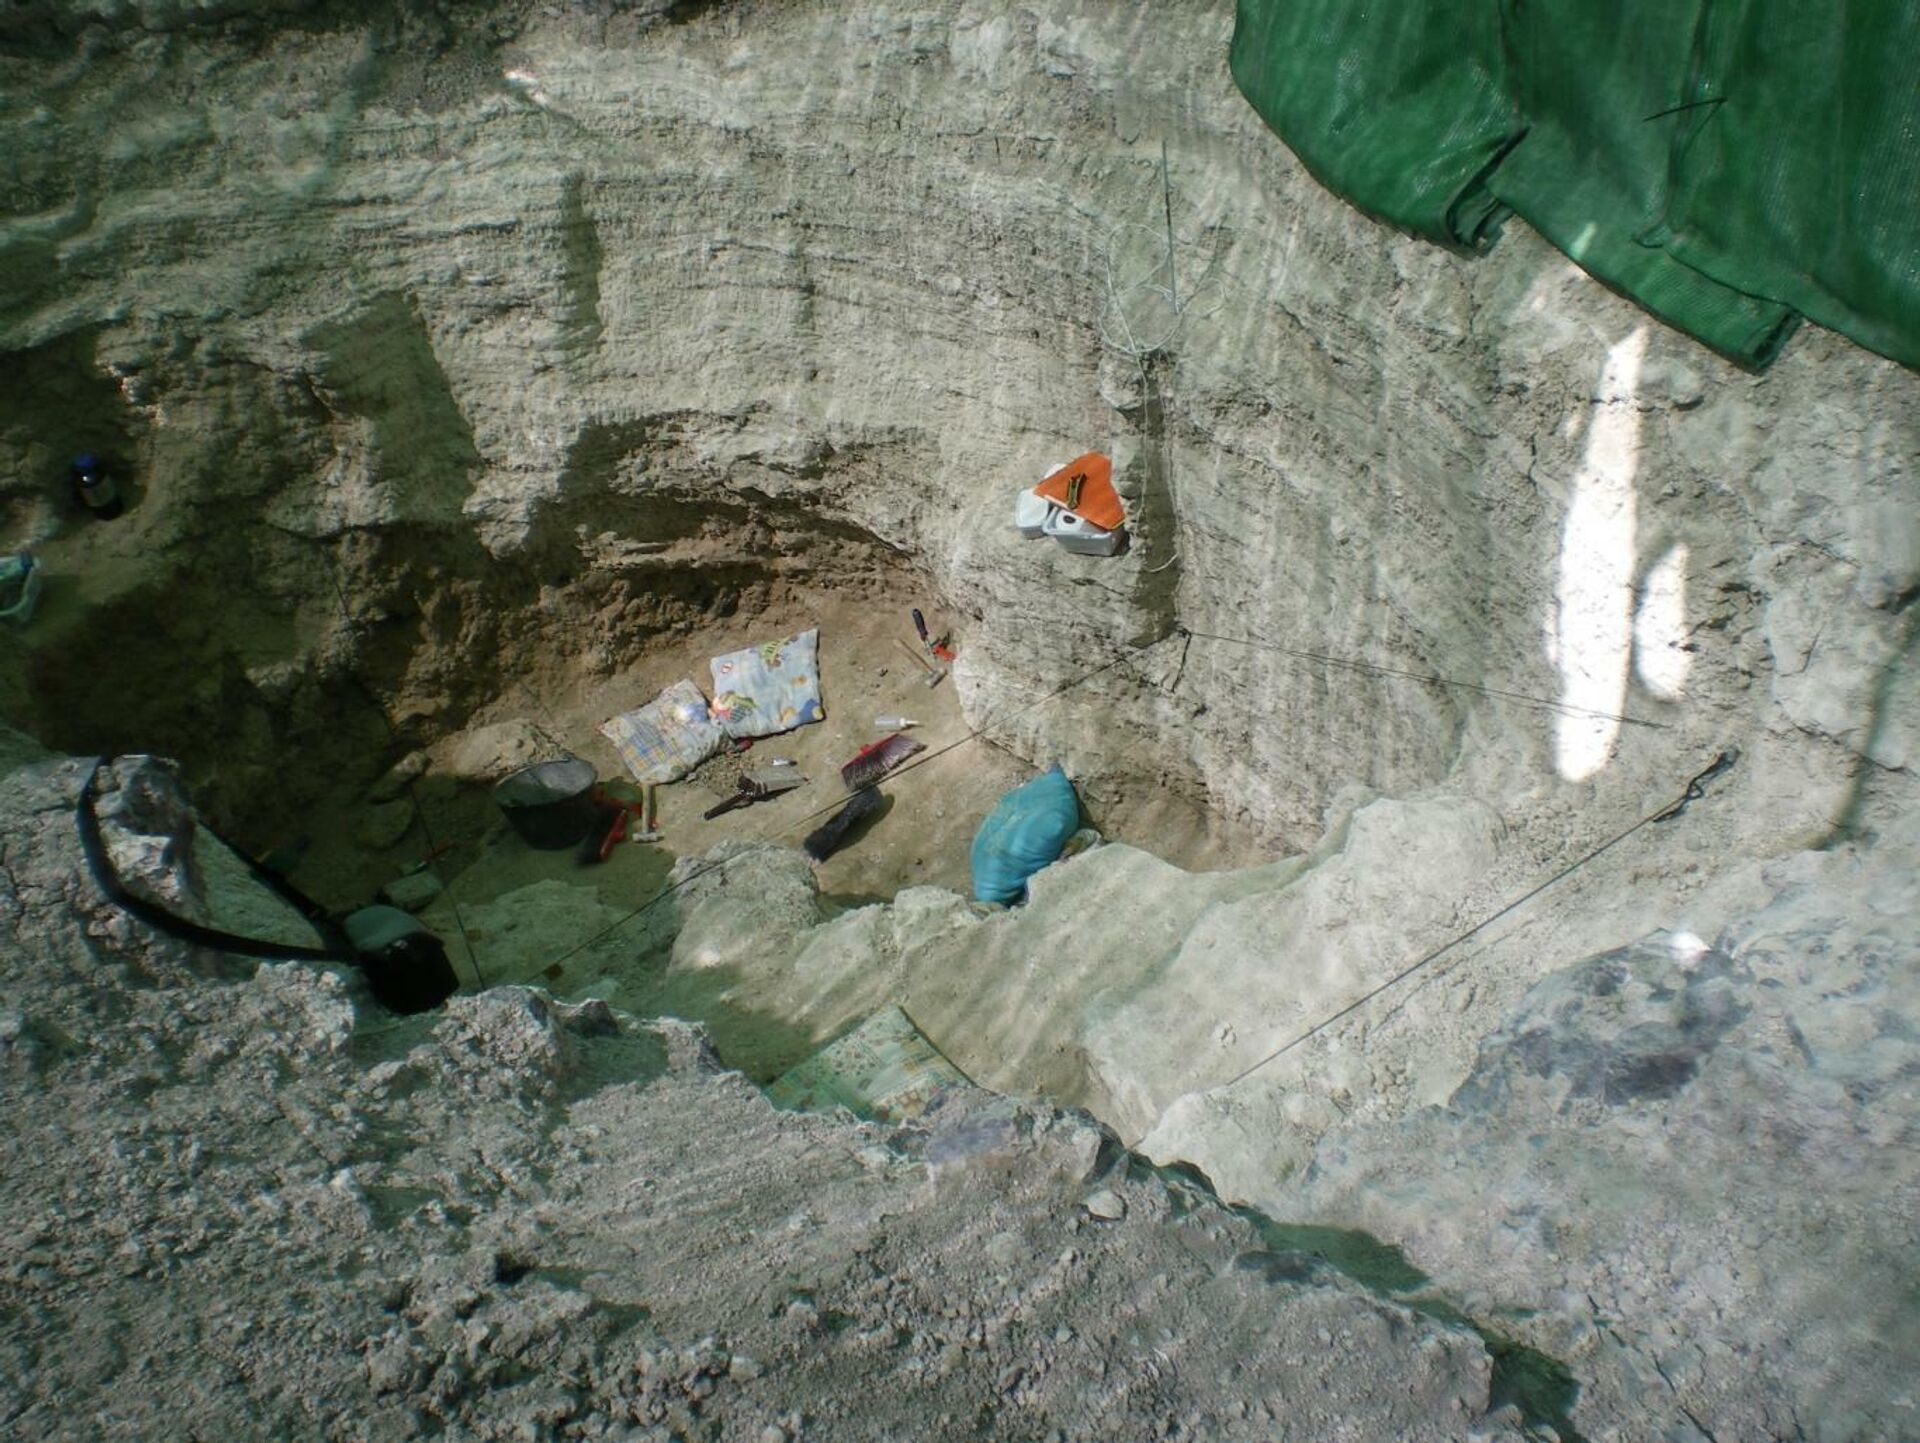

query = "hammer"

[896,638,946,688]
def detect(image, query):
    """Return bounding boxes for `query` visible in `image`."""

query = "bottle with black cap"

[70,452,123,520]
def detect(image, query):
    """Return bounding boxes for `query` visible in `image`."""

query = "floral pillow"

[708,628,824,739]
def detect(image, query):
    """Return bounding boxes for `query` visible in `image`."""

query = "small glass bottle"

[874,715,919,730]
[71,453,123,520]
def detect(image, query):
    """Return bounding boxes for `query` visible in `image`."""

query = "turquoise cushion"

[970,765,1079,905]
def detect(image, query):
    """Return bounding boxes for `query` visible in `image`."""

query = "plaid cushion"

[597,679,723,784]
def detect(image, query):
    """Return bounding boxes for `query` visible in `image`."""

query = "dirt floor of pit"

[283,582,1267,982]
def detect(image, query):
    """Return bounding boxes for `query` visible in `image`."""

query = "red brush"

[839,732,925,791]
[577,802,627,864]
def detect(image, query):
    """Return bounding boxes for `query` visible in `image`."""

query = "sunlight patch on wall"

[504,68,556,109]
[1667,930,1711,965]
[1552,327,1647,781]
[1633,542,1692,700]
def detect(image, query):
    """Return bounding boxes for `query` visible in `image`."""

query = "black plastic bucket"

[494,758,600,849]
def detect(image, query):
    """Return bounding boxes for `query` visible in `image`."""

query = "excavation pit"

[2,5,1918,1437]
[5,491,1264,1084]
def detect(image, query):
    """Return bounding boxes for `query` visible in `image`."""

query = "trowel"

[701,768,807,821]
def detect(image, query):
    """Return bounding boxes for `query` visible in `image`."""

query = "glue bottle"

[874,715,919,730]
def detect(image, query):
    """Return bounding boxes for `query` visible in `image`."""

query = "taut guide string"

[322,553,487,986]
[1120,747,1739,1151]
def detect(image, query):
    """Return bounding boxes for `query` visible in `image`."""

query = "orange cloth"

[1033,452,1124,532]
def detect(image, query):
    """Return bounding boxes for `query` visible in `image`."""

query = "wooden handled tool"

[895,638,946,688]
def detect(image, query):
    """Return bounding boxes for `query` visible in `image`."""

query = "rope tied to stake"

[1650,747,1740,824]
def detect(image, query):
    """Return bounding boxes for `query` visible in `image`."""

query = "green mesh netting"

[1230,0,1920,371]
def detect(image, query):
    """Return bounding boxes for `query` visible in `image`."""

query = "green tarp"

[1230,0,1920,371]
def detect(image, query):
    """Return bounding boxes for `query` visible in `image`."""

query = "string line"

[1197,748,1738,1103]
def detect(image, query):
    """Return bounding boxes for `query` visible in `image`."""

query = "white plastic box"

[1013,489,1055,538]
[1043,508,1126,557]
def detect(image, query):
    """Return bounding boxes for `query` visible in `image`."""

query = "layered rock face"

[1,3,1917,1441]
[8,0,1908,843]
